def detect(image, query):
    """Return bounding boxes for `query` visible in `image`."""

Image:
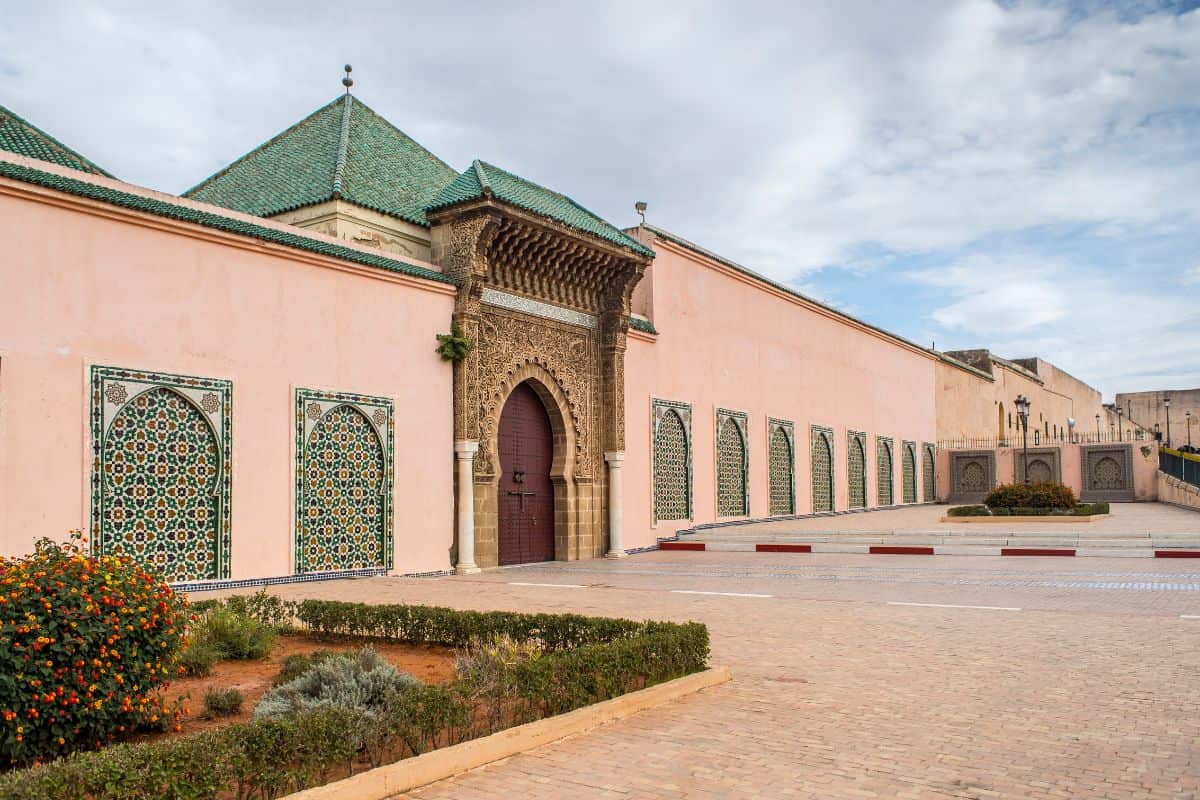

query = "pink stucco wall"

[0,168,455,578]
[623,230,939,549]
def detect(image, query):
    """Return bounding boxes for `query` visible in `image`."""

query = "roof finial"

[342,64,354,94]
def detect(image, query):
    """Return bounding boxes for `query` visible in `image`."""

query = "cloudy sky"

[3,0,1198,398]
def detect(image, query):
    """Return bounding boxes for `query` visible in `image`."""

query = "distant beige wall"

[1115,389,1200,449]
[935,356,1108,444]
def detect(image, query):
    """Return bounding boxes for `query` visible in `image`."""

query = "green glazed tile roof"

[427,159,653,257]
[0,103,114,177]
[0,157,455,287]
[183,94,458,227]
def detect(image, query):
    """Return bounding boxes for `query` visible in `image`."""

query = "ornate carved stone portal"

[429,201,650,568]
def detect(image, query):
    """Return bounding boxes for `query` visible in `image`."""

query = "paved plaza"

[248,513,1200,799]
[694,501,1200,535]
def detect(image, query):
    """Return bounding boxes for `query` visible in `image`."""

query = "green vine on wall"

[435,321,474,362]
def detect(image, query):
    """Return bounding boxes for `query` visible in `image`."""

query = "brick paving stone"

[226,547,1200,799]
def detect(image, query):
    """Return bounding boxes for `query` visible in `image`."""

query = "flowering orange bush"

[0,532,187,766]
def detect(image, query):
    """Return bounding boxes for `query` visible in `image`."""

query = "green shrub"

[271,649,338,687]
[946,505,990,517]
[0,534,187,766]
[177,640,221,677]
[1026,481,1076,509]
[985,481,1076,509]
[992,507,1012,516]
[192,606,277,660]
[455,634,543,731]
[202,687,244,718]
[255,646,417,720]
[224,589,298,631]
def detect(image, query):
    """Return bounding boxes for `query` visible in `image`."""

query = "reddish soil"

[148,635,456,738]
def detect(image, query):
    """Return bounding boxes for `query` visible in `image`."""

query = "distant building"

[1115,389,1200,450]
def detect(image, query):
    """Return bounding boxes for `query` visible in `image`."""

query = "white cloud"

[0,0,1196,395]
[907,261,1067,334]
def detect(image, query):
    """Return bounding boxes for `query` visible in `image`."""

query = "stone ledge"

[1158,472,1200,513]
[280,666,732,800]
[940,515,1108,524]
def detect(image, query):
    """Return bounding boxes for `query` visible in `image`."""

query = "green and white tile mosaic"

[716,409,749,517]
[295,388,393,574]
[767,418,795,516]
[848,430,867,509]
[652,399,692,523]
[876,436,894,506]
[902,440,917,504]
[810,425,835,513]
[922,443,936,502]
[90,366,232,582]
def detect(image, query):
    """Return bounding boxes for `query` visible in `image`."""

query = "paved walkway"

[247,550,1200,799]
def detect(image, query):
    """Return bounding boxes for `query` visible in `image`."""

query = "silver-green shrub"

[254,646,417,720]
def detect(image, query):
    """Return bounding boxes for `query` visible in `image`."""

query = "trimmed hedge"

[984,481,1076,509]
[0,601,709,799]
[294,599,653,650]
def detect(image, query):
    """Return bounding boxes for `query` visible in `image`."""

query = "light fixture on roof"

[635,201,647,224]
[342,64,354,94]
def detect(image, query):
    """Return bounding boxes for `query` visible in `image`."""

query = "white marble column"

[454,440,480,574]
[605,450,626,558]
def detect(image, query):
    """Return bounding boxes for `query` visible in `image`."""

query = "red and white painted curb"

[659,541,1200,558]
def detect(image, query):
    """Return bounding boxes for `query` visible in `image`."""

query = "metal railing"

[1160,447,1200,489]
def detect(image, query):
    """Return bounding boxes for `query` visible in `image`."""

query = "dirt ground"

[152,635,457,737]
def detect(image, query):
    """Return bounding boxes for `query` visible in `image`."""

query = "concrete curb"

[279,666,732,800]
[940,515,1108,524]
[660,541,1200,558]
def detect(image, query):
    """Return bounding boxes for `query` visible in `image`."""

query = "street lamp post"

[1116,406,1123,442]
[1187,410,1193,449]
[1095,413,1101,441]
[1016,395,1031,486]
[1164,396,1171,449]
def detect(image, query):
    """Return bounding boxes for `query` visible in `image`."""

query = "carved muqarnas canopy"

[427,159,652,317]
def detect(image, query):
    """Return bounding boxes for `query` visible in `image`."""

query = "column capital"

[604,450,626,466]
[454,440,479,458]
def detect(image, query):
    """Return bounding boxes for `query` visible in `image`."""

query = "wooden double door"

[497,382,556,565]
